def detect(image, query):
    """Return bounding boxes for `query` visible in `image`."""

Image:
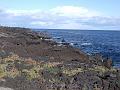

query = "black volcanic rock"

[0,26,88,62]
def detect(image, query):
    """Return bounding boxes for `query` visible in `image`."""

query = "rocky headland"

[0,26,120,90]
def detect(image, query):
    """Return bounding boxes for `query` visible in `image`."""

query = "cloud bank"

[0,6,120,30]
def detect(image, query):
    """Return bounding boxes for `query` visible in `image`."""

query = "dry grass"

[88,65,117,76]
[43,62,62,68]
[0,54,63,80]
[63,68,83,76]
[0,64,6,78]
[4,54,20,62]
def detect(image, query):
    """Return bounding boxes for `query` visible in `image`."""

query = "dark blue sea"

[36,29,120,68]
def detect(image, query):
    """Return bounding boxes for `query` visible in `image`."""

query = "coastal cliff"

[0,26,120,90]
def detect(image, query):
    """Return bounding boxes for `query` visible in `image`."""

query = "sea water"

[36,29,120,68]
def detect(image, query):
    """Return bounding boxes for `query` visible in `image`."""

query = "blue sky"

[0,0,120,30]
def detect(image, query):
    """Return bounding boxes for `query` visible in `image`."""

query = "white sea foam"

[81,43,92,46]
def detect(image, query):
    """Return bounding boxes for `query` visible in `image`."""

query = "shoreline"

[0,26,118,69]
[0,26,120,90]
[37,29,120,69]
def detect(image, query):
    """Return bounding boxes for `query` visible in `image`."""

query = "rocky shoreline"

[0,26,120,90]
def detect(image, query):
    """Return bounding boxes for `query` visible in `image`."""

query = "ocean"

[36,29,120,68]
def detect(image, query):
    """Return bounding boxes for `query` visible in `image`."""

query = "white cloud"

[0,6,120,30]
[51,6,101,18]
[5,9,42,16]
[30,21,53,26]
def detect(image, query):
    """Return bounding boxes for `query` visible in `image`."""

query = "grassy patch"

[0,65,6,78]
[63,68,83,76]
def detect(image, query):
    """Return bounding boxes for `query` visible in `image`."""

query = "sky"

[0,0,120,30]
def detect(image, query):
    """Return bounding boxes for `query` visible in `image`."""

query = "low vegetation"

[0,53,118,78]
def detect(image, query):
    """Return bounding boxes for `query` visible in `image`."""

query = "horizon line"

[32,28,120,31]
[1,25,120,31]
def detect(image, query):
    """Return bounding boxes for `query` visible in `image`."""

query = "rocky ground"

[0,26,120,90]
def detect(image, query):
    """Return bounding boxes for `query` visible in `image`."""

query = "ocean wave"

[81,43,92,46]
